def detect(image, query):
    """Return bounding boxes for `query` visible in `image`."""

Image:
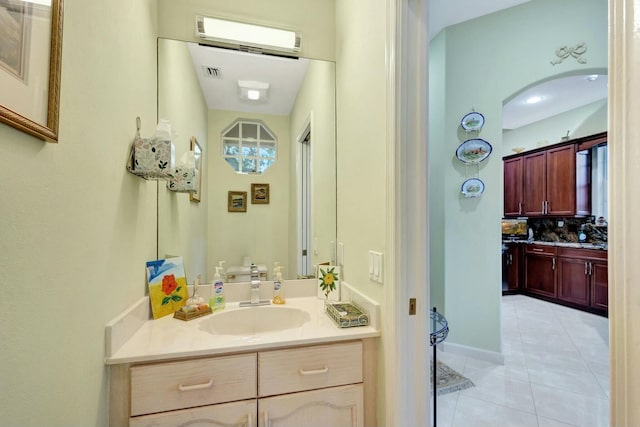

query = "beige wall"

[336,0,389,423]
[336,0,388,304]
[0,1,158,425]
[207,110,291,277]
[157,38,209,281]
[288,59,337,277]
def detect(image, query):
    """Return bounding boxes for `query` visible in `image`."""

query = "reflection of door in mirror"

[298,126,311,277]
[157,38,336,282]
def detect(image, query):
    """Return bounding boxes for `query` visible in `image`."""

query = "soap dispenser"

[210,262,226,311]
[272,266,285,304]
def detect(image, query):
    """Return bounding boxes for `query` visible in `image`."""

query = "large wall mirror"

[157,38,336,281]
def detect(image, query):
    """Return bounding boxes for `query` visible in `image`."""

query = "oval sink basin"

[199,305,311,336]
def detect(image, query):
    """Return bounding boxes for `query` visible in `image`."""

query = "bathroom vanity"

[105,288,379,427]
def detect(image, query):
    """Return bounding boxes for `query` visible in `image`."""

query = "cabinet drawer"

[130,399,257,427]
[558,247,607,260]
[130,353,256,416]
[526,245,556,256]
[258,341,363,396]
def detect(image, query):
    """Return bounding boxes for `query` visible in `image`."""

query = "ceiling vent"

[202,66,222,79]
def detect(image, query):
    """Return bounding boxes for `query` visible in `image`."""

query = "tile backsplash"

[529,218,607,245]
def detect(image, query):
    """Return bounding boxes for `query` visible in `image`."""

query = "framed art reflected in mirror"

[251,183,269,204]
[228,191,247,212]
[0,0,64,143]
[189,137,202,202]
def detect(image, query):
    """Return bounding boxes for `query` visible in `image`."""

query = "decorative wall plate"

[461,178,485,198]
[461,112,485,131]
[455,138,492,164]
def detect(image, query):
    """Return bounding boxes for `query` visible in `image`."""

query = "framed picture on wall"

[189,137,202,203]
[251,183,270,204]
[0,0,64,142]
[228,191,247,212]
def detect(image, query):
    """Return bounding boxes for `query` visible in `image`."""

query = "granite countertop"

[502,239,607,250]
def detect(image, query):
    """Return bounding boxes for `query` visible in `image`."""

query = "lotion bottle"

[210,263,226,311]
[272,267,285,304]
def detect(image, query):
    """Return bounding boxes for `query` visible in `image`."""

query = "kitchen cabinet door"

[259,384,363,427]
[546,145,577,216]
[590,260,608,311]
[524,253,556,298]
[504,157,524,217]
[522,151,546,216]
[506,244,521,291]
[557,257,590,306]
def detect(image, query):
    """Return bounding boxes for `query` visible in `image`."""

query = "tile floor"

[434,294,609,427]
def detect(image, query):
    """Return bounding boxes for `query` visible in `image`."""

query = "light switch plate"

[368,250,384,284]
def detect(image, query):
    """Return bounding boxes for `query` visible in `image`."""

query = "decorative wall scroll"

[551,42,588,66]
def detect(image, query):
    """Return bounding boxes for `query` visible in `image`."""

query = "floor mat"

[431,360,475,395]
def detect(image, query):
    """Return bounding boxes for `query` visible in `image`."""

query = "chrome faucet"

[239,263,270,307]
[250,263,261,304]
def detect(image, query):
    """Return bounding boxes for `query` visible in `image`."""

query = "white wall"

[157,38,209,281]
[502,99,607,156]
[0,1,158,425]
[429,0,607,353]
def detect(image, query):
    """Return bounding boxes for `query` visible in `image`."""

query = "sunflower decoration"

[319,266,339,299]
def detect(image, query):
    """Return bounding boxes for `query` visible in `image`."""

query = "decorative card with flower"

[146,257,189,319]
[317,265,341,301]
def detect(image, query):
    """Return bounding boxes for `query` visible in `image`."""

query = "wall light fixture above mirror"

[196,15,302,56]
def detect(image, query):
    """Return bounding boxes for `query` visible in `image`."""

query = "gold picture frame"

[251,183,270,204]
[228,191,247,212]
[189,137,202,203]
[0,0,64,143]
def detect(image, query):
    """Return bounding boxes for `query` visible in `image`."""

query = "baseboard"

[439,341,505,365]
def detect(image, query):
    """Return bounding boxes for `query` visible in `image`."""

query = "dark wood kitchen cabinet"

[503,133,602,218]
[557,254,591,306]
[557,247,608,314]
[504,243,522,293]
[523,144,577,216]
[522,245,608,315]
[524,245,557,299]
[504,157,524,217]
[590,260,608,311]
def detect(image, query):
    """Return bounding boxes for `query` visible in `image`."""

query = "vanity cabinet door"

[130,400,257,427]
[258,384,363,427]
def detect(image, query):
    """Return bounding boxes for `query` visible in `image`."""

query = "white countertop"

[105,297,380,365]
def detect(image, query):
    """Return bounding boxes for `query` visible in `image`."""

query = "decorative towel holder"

[126,117,175,180]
